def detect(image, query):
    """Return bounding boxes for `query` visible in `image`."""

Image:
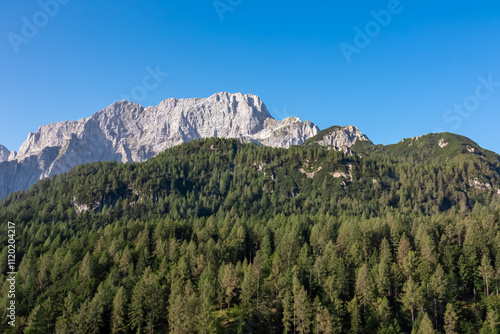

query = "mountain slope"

[352,132,499,161]
[3,137,499,219]
[350,132,500,199]
[0,92,318,199]
[1,138,500,333]
[352,132,500,182]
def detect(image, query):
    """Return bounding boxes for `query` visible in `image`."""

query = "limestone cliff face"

[257,118,319,148]
[301,125,370,154]
[0,145,10,163]
[315,125,369,149]
[0,92,319,199]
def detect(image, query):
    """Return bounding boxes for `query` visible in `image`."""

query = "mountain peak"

[0,145,11,163]
[301,125,371,152]
[0,92,318,199]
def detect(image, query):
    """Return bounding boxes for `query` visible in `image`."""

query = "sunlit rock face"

[0,92,319,199]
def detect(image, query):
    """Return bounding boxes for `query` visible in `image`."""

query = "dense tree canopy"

[1,137,500,333]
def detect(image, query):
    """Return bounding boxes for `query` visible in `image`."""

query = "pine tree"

[169,280,198,334]
[294,282,311,334]
[413,313,435,334]
[376,257,391,298]
[403,250,418,278]
[260,233,273,258]
[281,289,293,333]
[25,298,54,333]
[348,296,362,334]
[129,267,163,333]
[222,263,238,310]
[197,296,215,334]
[397,235,411,269]
[443,303,458,334]
[429,264,446,326]
[111,286,127,334]
[72,298,104,334]
[54,316,71,334]
[314,297,333,334]
[458,254,471,298]
[420,233,436,264]
[400,277,422,326]
[119,246,132,279]
[241,263,257,308]
[79,251,94,280]
[479,254,494,297]
[375,297,391,329]
[198,265,216,303]
[479,309,499,334]
[355,263,374,317]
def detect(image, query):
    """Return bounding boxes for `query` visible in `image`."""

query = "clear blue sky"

[1,0,500,153]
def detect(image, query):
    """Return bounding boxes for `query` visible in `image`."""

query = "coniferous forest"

[1,135,500,333]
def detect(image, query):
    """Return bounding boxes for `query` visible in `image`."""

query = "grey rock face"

[0,145,10,163]
[257,118,319,148]
[315,125,369,151]
[0,92,319,199]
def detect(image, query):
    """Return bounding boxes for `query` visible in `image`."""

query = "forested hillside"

[1,137,500,333]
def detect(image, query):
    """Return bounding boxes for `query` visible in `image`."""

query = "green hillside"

[352,132,500,164]
[1,137,500,333]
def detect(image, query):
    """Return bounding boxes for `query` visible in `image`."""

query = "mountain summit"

[0,92,326,199]
[302,125,370,153]
[0,145,14,163]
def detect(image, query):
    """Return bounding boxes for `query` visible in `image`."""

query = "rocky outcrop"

[0,145,16,163]
[302,125,370,154]
[0,145,10,163]
[0,92,319,199]
[314,125,369,149]
[257,118,318,148]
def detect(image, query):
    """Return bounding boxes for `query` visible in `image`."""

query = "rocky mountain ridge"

[314,125,369,147]
[0,92,358,199]
[302,125,370,153]
[0,145,10,163]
